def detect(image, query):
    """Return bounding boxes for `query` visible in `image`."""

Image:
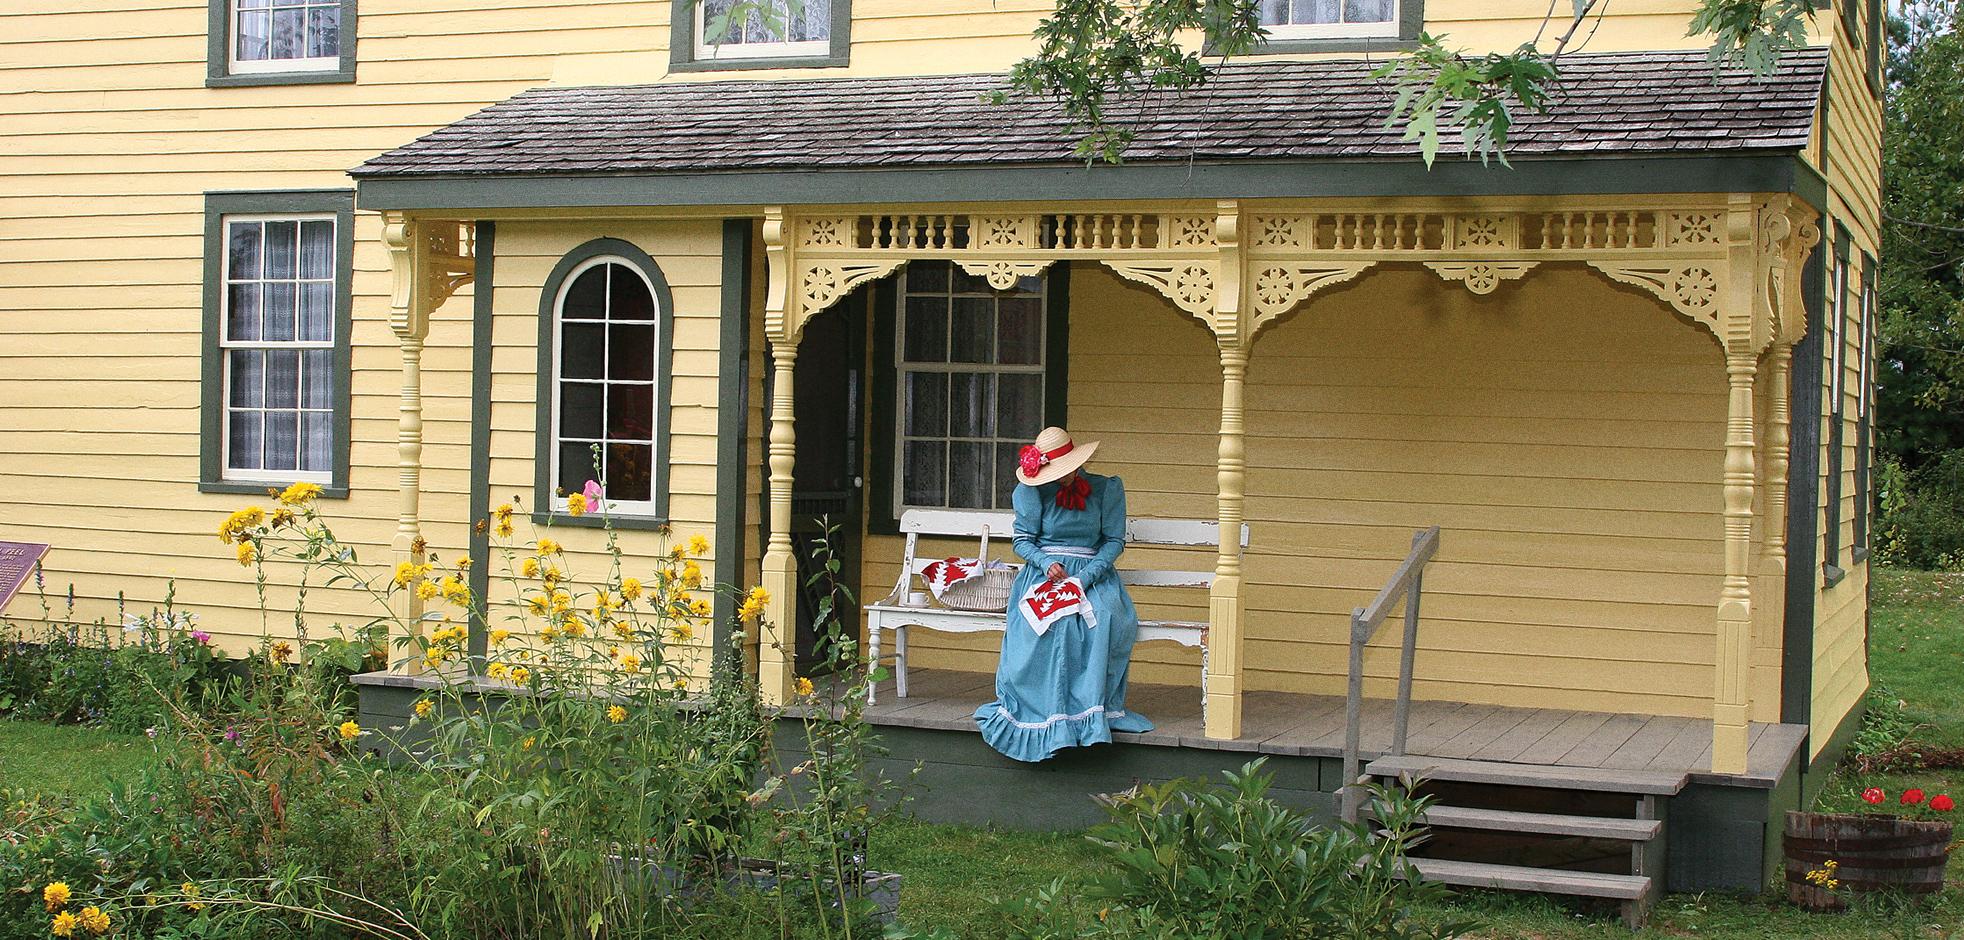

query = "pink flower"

[190,630,211,645]
[1902,788,1926,806]
[1862,787,1886,805]
[1932,794,1955,812]
[583,480,603,510]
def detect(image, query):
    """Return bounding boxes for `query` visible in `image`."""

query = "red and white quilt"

[920,556,981,600]
[1019,577,1097,637]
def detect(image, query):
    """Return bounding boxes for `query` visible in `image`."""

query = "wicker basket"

[937,567,1017,612]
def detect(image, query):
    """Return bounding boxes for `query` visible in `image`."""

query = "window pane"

[306,5,340,58]
[608,266,655,321]
[791,0,831,41]
[560,382,603,439]
[996,373,1043,440]
[948,373,993,439]
[947,441,992,510]
[606,384,654,441]
[271,7,304,58]
[263,220,297,278]
[265,411,299,471]
[236,9,271,60]
[950,297,994,363]
[300,412,331,472]
[262,282,297,341]
[951,265,993,294]
[228,410,264,470]
[300,349,332,409]
[1343,0,1392,22]
[608,324,655,380]
[902,372,947,437]
[264,350,300,408]
[607,443,654,502]
[993,442,1022,509]
[227,222,261,279]
[902,441,946,507]
[903,297,948,363]
[1258,0,1289,24]
[904,261,948,293]
[559,442,601,495]
[997,297,1043,365]
[298,220,334,278]
[227,283,261,341]
[561,323,605,379]
[229,350,264,408]
[299,282,333,342]
[563,266,609,320]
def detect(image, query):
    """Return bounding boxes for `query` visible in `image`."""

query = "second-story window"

[697,0,832,59]
[1259,0,1398,38]
[232,0,342,72]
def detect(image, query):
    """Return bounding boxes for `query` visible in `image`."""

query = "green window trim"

[532,237,677,531]
[1822,222,1851,585]
[668,0,851,73]
[206,0,358,87]
[199,189,355,499]
[1852,250,1876,563]
[867,262,1070,536]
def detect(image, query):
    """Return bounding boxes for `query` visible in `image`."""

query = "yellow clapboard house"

[0,0,1882,906]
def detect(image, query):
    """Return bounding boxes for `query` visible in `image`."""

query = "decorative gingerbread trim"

[1588,262,1722,336]
[956,259,1056,291]
[1424,261,1537,296]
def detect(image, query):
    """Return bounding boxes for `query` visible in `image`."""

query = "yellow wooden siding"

[480,219,726,678]
[862,263,1754,719]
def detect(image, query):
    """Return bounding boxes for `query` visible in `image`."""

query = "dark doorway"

[789,295,865,672]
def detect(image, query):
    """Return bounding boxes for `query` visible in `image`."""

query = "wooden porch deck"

[861,668,1808,788]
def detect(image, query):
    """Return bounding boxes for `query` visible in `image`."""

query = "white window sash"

[1263,18,1399,39]
[219,213,338,484]
[551,256,664,517]
[693,1,830,60]
[227,0,342,73]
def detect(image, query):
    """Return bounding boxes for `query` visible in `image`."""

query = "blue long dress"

[974,472,1153,762]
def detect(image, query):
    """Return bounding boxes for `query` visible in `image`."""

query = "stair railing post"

[1342,607,1367,824]
[1392,568,1422,758]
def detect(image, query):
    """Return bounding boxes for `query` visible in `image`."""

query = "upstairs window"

[208,0,355,86]
[1259,0,1399,39]
[674,0,849,71]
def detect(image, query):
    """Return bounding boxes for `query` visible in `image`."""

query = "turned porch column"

[757,209,799,705]
[1206,200,1247,741]
[1714,346,1759,773]
[384,214,433,672]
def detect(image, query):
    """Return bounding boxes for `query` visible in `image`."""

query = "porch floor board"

[858,668,1804,788]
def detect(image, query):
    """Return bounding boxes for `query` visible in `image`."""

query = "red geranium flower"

[1901,788,1926,806]
[1932,794,1956,812]
[1861,787,1886,805]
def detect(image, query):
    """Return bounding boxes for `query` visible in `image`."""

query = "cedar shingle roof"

[351,47,1827,179]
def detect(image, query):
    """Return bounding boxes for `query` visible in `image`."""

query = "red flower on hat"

[1931,794,1955,812]
[1902,788,1926,806]
[1861,787,1885,805]
[1018,445,1048,477]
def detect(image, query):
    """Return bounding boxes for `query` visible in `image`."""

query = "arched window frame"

[534,238,675,527]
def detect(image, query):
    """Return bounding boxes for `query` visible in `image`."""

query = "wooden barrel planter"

[1784,811,1953,910]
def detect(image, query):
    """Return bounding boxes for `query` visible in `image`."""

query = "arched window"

[541,241,672,519]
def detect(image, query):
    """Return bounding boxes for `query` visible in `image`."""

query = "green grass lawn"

[8,568,1961,938]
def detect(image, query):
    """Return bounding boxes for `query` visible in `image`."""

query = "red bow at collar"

[1055,475,1091,511]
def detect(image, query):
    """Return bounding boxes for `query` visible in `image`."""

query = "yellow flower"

[672,677,689,691]
[277,481,322,505]
[594,591,616,613]
[541,625,559,643]
[527,592,552,616]
[490,629,511,646]
[416,581,440,601]
[338,720,361,741]
[737,585,770,621]
[689,598,711,618]
[681,561,703,588]
[614,621,637,639]
[510,667,530,685]
[393,561,431,587]
[423,649,449,669]
[669,545,687,562]
[236,541,257,567]
[494,502,514,521]
[521,735,536,750]
[456,556,473,570]
[182,882,203,912]
[216,506,265,544]
[794,677,815,697]
[521,557,540,577]
[495,518,514,538]
[566,492,588,517]
[686,534,711,557]
[77,906,108,935]
[440,575,471,606]
[543,566,565,585]
[50,911,77,938]
[621,654,642,674]
[270,507,297,528]
[620,577,642,601]
[413,698,434,718]
[487,662,510,680]
[538,538,562,556]
[671,622,694,643]
[562,618,585,638]
[43,882,70,912]
[606,705,627,723]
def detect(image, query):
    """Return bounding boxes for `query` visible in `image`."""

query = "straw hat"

[1016,426,1099,486]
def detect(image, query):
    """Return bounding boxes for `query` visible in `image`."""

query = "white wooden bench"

[863,508,1250,709]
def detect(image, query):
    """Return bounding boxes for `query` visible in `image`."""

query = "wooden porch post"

[757,208,798,706]
[384,213,433,672]
[1207,201,1246,741]
[1714,346,1759,773]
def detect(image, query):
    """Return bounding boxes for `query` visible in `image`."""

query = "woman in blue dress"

[974,426,1153,762]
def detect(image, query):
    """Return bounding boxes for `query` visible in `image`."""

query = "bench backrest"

[895,509,1250,592]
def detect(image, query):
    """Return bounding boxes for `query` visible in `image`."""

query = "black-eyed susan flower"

[77,906,108,935]
[414,698,434,718]
[606,705,627,723]
[278,482,322,505]
[338,721,361,741]
[51,911,77,938]
[43,882,70,912]
[794,677,815,698]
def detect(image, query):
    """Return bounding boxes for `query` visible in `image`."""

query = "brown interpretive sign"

[0,541,49,613]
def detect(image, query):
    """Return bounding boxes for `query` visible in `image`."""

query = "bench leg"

[896,625,909,699]
[866,621,880,706]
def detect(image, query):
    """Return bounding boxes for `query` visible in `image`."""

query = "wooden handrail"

[1341,526,1441,824]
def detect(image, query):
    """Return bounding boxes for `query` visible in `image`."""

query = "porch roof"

[353,47,1825,195]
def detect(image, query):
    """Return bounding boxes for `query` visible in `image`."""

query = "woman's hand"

[1046,562,1066,582]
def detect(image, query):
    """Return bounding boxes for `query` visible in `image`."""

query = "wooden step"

[1408,858,1653,901]
[1367,755,1688,795]
[1414,805,1662,841]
